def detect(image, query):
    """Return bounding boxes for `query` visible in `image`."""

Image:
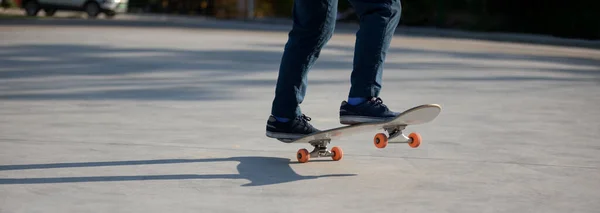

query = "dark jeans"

[270,0,401,119]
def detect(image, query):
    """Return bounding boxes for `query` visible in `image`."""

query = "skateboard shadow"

[0,157,356,186]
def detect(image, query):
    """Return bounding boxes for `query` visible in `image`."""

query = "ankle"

[274,116,290,122]
[347,97,367,106]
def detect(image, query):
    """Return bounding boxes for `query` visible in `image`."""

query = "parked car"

[15,0,128,18]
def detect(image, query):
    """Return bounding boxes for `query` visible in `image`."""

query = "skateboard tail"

[386,104,441,126]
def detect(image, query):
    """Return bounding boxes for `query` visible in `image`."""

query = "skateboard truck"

[296,139,343,163]
[295,125,422,163]
[374,125,422,149]
[308,139,332,158]
[385,125,405,140]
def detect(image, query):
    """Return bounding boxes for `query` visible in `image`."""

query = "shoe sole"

[340,115,395,125]
[266,131,305,140]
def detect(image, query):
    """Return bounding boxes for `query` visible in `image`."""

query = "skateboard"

[277,104,441,163]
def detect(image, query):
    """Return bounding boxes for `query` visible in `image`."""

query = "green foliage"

[124,0,599,39]
[491,0,600,39]
[271,0,293,17]
[1,0,19,8]
[399,0,599,39]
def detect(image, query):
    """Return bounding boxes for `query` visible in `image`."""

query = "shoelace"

[296,114,312,131]
[369,97,387,108]
[300,114,311,121]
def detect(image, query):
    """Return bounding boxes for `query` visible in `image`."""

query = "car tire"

[84,2,100,18]
[24,0,40,16]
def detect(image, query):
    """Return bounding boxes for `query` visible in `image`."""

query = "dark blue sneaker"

[339,97,399,125]
[266,114,320,140]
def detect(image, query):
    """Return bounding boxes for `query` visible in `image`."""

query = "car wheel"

[44,8,56,16]
[24,0,40,16]
[84,2,100,18]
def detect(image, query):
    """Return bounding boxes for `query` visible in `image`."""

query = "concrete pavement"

[1,18,600,213]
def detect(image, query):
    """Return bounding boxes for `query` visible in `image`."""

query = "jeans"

[270,0,402,119]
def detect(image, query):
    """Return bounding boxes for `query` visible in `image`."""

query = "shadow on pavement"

[263,43,600,81]
[0,44,348,101]
[0,156,356,186]
[1,42,598,101]
[1,17,599,49]
[325,44,600,79]
[0,17,295,33]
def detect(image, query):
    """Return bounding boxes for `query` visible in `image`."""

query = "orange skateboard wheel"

[297,148,310,163]
[331,146,343,161]
[373,133,388,149]
[408,132,421,148]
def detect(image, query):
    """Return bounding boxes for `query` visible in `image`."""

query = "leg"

[339,0,402,124]
[347,0,401,99]
[266,0,337,140]
[270,0,338,119]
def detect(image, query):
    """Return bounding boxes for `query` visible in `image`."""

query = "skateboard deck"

[278,104,441,163]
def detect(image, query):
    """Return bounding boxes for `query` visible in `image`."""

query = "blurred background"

[2,0,599,40]
[1,0,599,212]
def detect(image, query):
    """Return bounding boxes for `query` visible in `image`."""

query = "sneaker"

[266,114,320,140]
[339,97,399,125]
